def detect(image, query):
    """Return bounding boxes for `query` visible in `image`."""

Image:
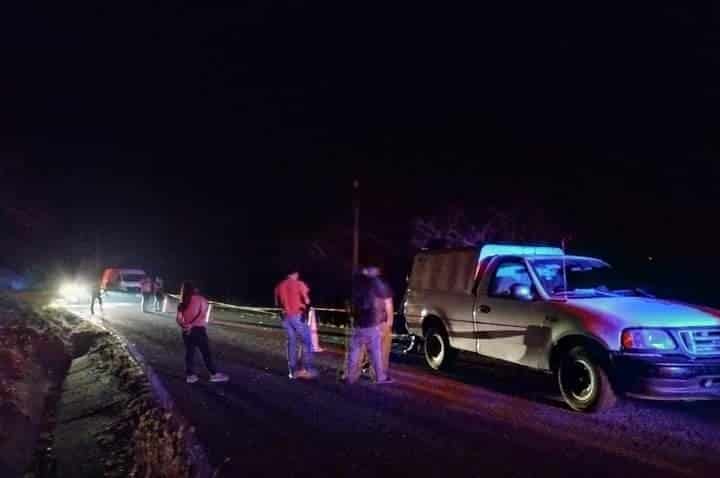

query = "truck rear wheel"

[424,326,457,371]
[558,346,617,412]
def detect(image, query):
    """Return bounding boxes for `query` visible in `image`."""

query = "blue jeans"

[282,314,316,374]
[346,324,387,383]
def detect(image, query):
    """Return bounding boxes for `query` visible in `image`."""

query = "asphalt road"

[65,295,720,477]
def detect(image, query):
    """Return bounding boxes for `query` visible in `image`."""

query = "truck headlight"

[622,329,676,351]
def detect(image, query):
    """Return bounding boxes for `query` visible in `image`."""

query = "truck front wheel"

[424,326,457,371]
[558,346,617,412]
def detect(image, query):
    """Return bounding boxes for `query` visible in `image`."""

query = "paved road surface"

[65,295,720,477]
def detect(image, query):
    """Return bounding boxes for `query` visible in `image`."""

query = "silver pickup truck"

[403,244,720,412]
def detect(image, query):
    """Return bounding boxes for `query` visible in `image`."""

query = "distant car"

[101,268,147,293]
[403,243,720,412]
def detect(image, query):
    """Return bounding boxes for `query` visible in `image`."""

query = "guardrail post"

[309,307,324,352]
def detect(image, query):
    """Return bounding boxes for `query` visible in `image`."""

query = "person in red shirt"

[176,281,229,384]
[274,270,318,379]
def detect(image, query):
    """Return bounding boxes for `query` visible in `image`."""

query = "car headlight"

[59,282,90,301]
[622,329,677,351]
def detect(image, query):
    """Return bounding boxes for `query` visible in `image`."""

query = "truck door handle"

[479,304,491,314]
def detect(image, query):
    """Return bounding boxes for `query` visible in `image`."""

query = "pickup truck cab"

[403,244,720,411]
[100,268,147,294]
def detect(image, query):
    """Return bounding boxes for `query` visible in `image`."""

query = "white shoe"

[210,373,229,383]
[186,374,199,384]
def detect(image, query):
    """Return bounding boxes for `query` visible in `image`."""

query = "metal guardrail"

[166,294,347,314]
[165,294,417,353]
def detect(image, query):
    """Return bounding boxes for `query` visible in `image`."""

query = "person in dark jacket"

[344,268,393,384]
[153,276,165,312]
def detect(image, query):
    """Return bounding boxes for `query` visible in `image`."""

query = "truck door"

[474,257,548,368]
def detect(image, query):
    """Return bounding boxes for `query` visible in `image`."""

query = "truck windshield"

[529,258,645,298]
[121,274,145,283]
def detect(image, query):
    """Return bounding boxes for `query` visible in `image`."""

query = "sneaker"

[186,374,199,384]
[375,377,394,385]
[210,373,229,383]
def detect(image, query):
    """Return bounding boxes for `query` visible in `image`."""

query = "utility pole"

[352,179,360,271]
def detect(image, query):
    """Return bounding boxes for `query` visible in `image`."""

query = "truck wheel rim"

[427,334,444,365]
[563,359,595,403]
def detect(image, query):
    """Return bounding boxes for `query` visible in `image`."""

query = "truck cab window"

[489,260,533,298]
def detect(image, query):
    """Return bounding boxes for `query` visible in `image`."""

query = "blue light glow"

[478,243,564,261]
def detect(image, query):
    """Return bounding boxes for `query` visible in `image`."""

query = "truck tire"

[558,346,617,412]
[424,326,458,371]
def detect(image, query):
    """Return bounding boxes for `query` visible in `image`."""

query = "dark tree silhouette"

[411,206,569,249]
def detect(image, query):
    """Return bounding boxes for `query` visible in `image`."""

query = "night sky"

[3,2,720,304]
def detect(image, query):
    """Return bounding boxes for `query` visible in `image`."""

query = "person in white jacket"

[140,276,154,313]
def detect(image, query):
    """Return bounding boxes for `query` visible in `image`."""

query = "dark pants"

[182,327,216,376]
[141,293,153,312]
[154,292,164,311]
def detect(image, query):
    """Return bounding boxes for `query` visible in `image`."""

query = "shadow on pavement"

[173,312,720,415]
[390,350,567,409]
[212,314,567,409]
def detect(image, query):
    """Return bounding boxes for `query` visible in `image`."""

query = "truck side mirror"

[511,284,534,302]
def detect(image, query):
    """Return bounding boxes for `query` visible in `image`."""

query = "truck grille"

[681,329,720,356]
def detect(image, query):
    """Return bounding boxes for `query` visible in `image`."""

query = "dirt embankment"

[0,294,208,478]
[0,295,72,477]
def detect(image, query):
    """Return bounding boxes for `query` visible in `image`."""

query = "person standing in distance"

[274,269,318,380]
[176,281,229,384]
[90,282,104,316]
[153,276,165,312]
[140,275,154,313]
[365,266,394,378]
